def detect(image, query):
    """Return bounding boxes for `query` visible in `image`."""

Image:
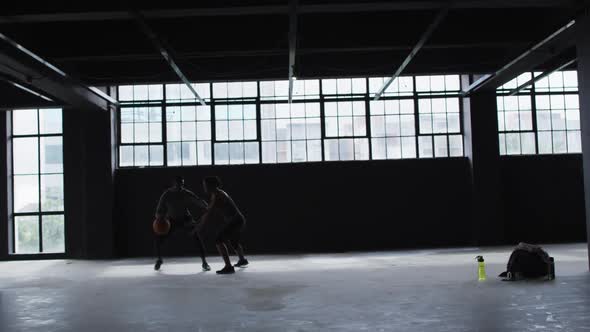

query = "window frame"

[9,108,66,255]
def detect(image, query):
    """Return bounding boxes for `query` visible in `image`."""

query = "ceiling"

[0,0,583,106]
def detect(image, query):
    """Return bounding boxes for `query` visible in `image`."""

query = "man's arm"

[195,192,218,232]
[155,191,168,219]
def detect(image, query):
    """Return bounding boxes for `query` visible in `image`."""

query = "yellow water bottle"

[476,256,486,281]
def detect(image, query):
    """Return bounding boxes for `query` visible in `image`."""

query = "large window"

[10,108,65,254]
[261,102,322,163]
[117,76,465,168]
[119,106,164,167]
[497,70,580,155]
[166,105,212,166]
[214,103,259,165]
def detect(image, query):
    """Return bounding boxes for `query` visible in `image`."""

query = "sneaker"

[154,259,163,271]
[216,266,235,274]
[234,258,249,267]
[202,262,211,271]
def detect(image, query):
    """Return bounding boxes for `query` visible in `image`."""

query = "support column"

[0,112,8,259]
[63,106,116,258]
[462,77,505,245]
[576,8,590,268]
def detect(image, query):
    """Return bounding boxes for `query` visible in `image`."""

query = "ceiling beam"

[0,33,116,111]
[462,19,576,95]
[508,58,577,96]
[131,11,206,106]
[373,6,449,100]
[0,1,575,24]
[288,0,298,104]
[53,42,529,63]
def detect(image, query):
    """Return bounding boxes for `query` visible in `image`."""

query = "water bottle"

[476,256,486,281]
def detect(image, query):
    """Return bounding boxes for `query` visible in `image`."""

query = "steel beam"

[0,1,575,24]
[288,0,298,103]
[373,6,449,100]
[508,58,577,96]
[132,11,206,106]
[0,33,116,111]
[462,19,576,95]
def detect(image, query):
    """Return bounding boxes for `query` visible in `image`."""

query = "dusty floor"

[0,243,589,331]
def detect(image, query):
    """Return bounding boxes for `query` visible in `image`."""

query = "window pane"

[537,131,553,154]
[181,122,196,141]
[567,131,582,153]
[134,145,149,166]
[386,137,401,159]
[15,216,39,254]
[244,142,259,164]
[41,174,64,212]
[277,141,291,163]
[121,123,133,143]
[13,175,39,213]
[39,108,62,134]
[372,138,386,159]
[134,123,149,143]
[448,135,463,157]
[182,141,197,166]
[553,131,567,154]
[150,145,164,166]
[339,139,354,160]
[521,133,536,155]
[40,137,63,174]
[434,136,448,157]
[401,136,417,158]
[13,109,38,135]
[505,133,521,155]
[229,143,244,164]
[228,121,244,140]
[214,143,229,165]
[13,137,39,174]
[262,141,277,163]
[307,140,322,161]
[197,141,212,165]
[149,123,162,142]
[325,139,339,161]
[167,122,181,142]
[355,138,370,160]
[244,120,257,140]
[419,136,433,158]
[167,142,182,166]
[42,215,65,253]
[120,146,134,167]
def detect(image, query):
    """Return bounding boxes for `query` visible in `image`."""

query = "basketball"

[153,218,171,235]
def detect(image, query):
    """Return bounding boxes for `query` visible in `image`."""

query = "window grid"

[10,108,65,255]
[166,104,213,167]
[261,102,322,163]
[497,70,580,156]
[118,78,464,168]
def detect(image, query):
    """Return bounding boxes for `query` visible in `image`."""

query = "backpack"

[499,243,554,280]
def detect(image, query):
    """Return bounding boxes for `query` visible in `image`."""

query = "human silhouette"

[154,176,210,271]
[196,176,248,274]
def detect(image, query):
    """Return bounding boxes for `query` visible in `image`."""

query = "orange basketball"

[152,218,171,235]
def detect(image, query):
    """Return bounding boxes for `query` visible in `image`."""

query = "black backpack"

[499,243,554,280]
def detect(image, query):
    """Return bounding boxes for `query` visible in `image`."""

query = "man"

[154,176,210,271]
[196,176,249,274]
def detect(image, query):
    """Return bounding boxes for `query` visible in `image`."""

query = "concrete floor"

[0,244,589,332]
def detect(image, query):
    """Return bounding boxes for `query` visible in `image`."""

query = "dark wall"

[114,158,474,257]
[63,108,115,258]
[500,155,587,243]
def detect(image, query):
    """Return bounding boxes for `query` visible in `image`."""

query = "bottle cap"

[476,255,484,262]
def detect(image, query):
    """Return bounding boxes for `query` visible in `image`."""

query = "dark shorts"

[216,215,245,245]
[162,216,195,236]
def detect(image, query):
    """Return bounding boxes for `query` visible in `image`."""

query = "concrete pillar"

[462,78,505,245]
[576,8,590,268]
[63,107,116,258]
[0,112,8,258]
